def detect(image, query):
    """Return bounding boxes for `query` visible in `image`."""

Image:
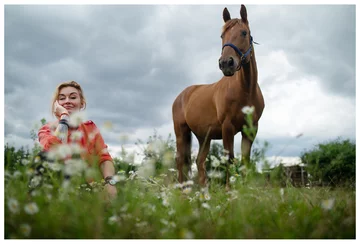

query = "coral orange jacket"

[38,120,113,165]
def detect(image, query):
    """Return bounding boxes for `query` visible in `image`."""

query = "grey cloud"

[249,5,355,97]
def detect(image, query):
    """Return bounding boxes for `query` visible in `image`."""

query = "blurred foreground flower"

[21,159,30,166]
[202,202,211,209]
[69,131,83,141]
[242,105,255,115]
[182,187,192,195]
[137,159,156,178]
[210,156,220,167]
[29,176,42,188]
[7,198,20,214]
[162,197,170,207]
[113,174,126,182]
[321,198,335,210]
[163,151,175,167]
[183,180,194,187]
[19,224,31,237]
[64,159,87,176]
[199,187,211,201]
[68,111,87,128]
[13,171,22,178]
[208,170,223,179]
[103,121,113,131]
[108,215,119,225]
[24,202,39,215]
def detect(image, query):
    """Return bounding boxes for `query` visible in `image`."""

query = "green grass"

[5,158,355,239]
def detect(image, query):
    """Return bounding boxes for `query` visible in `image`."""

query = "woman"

[38,81,117,199]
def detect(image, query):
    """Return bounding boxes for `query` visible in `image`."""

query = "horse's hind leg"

[174,122,192,183]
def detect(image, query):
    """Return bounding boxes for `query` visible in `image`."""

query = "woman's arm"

[39,100,71,151]
[100,160,117,200]
[90,125,117,199]
[38,114,70,150]
[38,123,62,150]
[100,160,115,179]
[53,101,70,143]
[54,114,69,143]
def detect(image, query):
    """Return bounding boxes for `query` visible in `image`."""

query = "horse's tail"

[183,127,192,169]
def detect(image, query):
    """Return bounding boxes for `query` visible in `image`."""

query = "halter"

[222,35,254,64]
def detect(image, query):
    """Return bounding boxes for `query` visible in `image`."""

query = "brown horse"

[172,5,264,188]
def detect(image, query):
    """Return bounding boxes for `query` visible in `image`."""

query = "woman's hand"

[54,100,69,118]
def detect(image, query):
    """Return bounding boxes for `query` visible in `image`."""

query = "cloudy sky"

[3,3,357,165]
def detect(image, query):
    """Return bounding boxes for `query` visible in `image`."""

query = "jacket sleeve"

[87,123,113,165]
[38,123,62,151]
[94,132,113,165]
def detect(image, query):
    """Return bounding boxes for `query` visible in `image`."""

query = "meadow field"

[4,145,356,239]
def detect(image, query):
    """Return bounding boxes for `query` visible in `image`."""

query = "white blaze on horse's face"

[219,6,252,76]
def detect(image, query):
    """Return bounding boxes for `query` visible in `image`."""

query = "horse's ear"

[223,7,231,22]
[240,4,248,24]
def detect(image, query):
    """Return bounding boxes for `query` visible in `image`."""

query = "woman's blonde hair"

[51,80,87,117]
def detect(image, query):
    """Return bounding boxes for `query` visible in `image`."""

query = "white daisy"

[113,174,126,182]
[211,158,220,168]
[12,171,22,178]
[182,187,192,195]
[19,223,31,237]
[7,198,20,214]
[69,131,83,141]
[208,170,223,179]
[108,215,119,225]
[202,202,211,209]
[68,111,87,128]
[163,151,174,167]
[24,202,39,215]
[21,159,30,165]
[162,198,170,207]
[242,105,255,115]
[321,198,335,210]
[64,159,87,176]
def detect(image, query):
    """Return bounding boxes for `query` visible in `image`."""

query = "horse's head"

[219,5,253,76]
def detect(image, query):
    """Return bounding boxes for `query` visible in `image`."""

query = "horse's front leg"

[196,137,211,187]
[241,125,258,167]
[222,120,235,190]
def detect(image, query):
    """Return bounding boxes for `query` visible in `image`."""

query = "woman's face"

[58,86,82,114]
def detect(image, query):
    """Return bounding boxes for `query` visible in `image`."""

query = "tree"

[300,138,355,187]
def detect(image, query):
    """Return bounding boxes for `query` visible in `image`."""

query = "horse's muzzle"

[219,57,239,76]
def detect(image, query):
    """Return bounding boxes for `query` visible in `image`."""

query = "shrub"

[300,138,355,187]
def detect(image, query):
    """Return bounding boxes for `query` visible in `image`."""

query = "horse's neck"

[236,50,257,94]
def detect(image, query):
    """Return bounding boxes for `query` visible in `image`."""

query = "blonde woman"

[38,81,117,199]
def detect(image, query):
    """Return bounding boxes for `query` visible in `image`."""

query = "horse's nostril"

[228,57,234,67]
[219,59,223,69]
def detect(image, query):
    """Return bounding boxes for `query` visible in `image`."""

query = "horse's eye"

[242,31,247,37]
